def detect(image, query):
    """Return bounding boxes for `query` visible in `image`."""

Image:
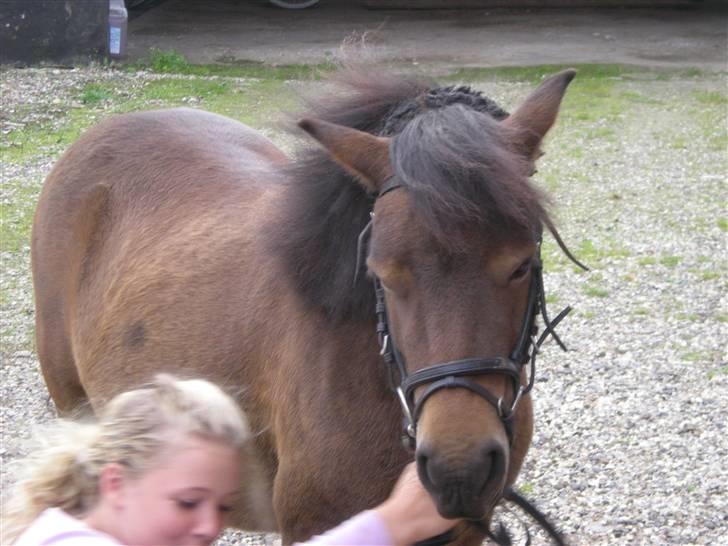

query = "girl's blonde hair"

[2,374,250,543]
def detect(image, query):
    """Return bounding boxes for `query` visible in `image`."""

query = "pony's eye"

[510,260,531,281]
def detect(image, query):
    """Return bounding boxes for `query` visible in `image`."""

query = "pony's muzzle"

[416,439,508,520]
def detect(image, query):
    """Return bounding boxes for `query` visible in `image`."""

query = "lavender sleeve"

[293,510,393,546]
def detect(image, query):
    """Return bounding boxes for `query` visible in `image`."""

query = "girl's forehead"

[141,433,241,485]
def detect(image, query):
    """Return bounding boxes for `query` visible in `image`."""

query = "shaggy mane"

[269,67,550,322]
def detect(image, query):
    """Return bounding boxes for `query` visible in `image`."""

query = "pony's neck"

[271,156,375,323]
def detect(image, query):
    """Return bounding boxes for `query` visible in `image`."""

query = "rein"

[358,175,586,546]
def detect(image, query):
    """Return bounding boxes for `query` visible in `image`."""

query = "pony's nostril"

[416,447,435,490]
[478,441,506,495]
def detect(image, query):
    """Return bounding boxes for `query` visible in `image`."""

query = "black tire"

[269,0,320,8]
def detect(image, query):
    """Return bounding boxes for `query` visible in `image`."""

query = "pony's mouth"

[418,441,508,520]
[429,477,506,521]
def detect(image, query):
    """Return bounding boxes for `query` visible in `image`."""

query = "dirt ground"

[127,0,727,71]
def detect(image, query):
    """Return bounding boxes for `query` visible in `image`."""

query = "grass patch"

[80,83,115,104]
[202,79,297,126]
[700,271,719,281]
[671,136,688,150]
[708,132,727,152]
[681,351,702,362]
[618,90,662,105]
[708,365,728,380]
[718,218,728,232]
[693,90,727,105]
[141,78,232,102]
[446,64,633,84]
[1,107,98,164]
[518,482,535,495]
[1,66,308,165]
[148,48,191,73]
[653,67,704,80]
[587,126,616,141]
[660,255,681,267]
[584,286,609,298]
[0,182,37,253]
[545,238,629,270]
[638,256,657,266]
[133,48,334,80]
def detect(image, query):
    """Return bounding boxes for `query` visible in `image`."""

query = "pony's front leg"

[273,461,343,544]
[272,455,399,545]
[273,459,493,546]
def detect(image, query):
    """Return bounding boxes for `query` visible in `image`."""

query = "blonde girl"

[3,374,250,546]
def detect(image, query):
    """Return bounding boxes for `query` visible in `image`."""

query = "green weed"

[80,83,114,104]
[136,49,334,80]
[1,107,97,164]
[584,286,609,298]
[446,64,631,84]
[708,365,728,379]
[518,482,535,495]
[0,182,37,253]
[141,79,231,102]
[660,255,681,267]
[149,48,191,73]
[693,90,727,105]
[681,352,702,362]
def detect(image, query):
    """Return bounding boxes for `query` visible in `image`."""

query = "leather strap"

[402,357,521,406]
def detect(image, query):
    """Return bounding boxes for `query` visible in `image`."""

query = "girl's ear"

[98,463,127,509]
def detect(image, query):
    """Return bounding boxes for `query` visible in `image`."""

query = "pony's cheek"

[505,393,534,485]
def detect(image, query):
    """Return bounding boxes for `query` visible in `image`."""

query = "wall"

[0,0,108,65]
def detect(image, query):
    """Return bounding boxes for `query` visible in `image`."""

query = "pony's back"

[32,108,288,413]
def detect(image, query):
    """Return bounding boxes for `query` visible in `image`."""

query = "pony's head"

[299,69,575,521]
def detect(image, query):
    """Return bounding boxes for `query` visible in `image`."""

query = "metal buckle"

[510,386,524,415]
[396,386,416,438]
[379,334,390,356]
[498,385,524,419]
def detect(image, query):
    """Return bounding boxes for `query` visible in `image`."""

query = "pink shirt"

[14,508,121,546]
[295,510,393,546]
[16,507,391,546]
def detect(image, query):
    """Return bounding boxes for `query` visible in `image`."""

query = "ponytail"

[2,420,102,543]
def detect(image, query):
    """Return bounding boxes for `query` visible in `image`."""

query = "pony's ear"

[502,68,576,160]
[298,118,392,193]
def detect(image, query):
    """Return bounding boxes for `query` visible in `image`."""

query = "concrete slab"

[127,0,727,71]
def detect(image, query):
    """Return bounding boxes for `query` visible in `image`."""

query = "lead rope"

[417,486,567,546]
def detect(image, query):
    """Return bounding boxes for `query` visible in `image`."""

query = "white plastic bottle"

[108,0,128,59]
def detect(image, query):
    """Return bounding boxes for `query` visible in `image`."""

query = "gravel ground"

[1,65,726,545]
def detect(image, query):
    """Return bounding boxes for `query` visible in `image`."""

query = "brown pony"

[31,67,576,544]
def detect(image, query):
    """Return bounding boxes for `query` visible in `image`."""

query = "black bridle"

[357,176,585,545]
